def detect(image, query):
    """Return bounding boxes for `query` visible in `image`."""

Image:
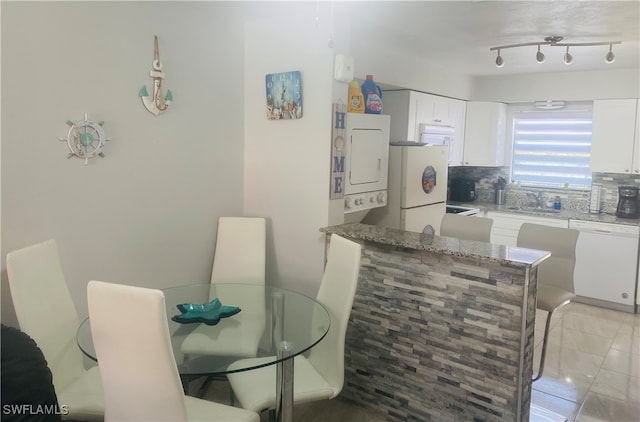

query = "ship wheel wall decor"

[59,113,111,165]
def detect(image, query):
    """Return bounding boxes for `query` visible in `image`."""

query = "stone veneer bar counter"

[320,223,550,422]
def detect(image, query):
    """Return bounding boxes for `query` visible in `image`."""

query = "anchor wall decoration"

[139,35,173,115]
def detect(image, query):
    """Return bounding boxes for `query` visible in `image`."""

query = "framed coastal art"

[265,71,302,120]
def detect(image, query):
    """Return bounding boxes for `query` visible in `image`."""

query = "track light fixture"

[490,35,621,68]
[605,44,616,63]
[563,46,573,65]
[495,49,504,68]
[536,45,545,63]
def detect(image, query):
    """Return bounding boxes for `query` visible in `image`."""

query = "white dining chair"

[210,217,266,285]
[196,217,268,347]
[439,213,493,242]
[87,280,260,422]
[226,234,362,415]
[517,223,579,381]
[6,239,104,421]
[181,217,267,396]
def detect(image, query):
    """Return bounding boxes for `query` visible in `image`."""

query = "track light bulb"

[605,44,616,63]
[495,50,504,68]
[536,45,545,63]
[564,47,573,65]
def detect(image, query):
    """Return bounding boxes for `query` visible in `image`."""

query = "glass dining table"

[76,283,330,422]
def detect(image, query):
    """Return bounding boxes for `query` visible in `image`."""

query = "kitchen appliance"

[494,177,507,205]
[343,113,391,216]
[615,186,639,218]
[589,183,602,214]
[450,178,477,202]
[445,205,480,216]
[364,143,449,234]
[569,219,639,312]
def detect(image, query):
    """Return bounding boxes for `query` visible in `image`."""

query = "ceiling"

[342,1,640,77]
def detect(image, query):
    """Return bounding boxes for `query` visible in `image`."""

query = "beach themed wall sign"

[265,71,302,120]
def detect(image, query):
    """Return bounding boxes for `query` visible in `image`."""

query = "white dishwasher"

[569,219,639,313]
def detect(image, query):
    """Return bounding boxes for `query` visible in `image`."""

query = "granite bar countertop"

[450,201,640,227]
[321,223,549,267]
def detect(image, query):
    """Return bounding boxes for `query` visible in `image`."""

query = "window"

[510,109,593,190]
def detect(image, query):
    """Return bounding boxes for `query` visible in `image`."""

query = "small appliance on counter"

[616,186,639,218]
[494,177,507,205]
[450,178,476,202]
[589,183,602,214]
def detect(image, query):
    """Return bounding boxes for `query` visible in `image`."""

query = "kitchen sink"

[505,206,562,216]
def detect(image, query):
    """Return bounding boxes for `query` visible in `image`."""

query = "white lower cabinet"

[486,211,568,246]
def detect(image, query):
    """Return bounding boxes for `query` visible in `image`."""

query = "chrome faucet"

[526,191,544,208]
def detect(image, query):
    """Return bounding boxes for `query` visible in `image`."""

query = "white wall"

[471,68,640,102]
[1,2,246,324]
[243,2,337,297]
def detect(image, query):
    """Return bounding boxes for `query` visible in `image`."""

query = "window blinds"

[511,111,593,190]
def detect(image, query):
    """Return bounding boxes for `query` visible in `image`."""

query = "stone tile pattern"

[322,227,538,421]
[449,166,639,215]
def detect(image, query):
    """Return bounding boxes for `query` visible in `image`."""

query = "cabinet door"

[463,102,506,166]
[590,99,638,174]
[447,99,467,166]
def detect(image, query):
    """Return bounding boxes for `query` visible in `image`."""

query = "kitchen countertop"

[449,201,640,227]
[321,223,549,267]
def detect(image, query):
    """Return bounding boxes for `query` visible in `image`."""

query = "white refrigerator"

[364,143,449,234]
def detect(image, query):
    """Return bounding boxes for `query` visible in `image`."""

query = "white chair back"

[88,280,187,422]
[211,217,266,284]
[6,239,84,391]
[517,223,579,293]
[440,214,493,242]
[308,234,362,397]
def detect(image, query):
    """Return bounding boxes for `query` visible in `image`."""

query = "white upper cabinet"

[383,90,466,166]
[462,101,506,166]
[590,99,640,174]
[444,99,467,166]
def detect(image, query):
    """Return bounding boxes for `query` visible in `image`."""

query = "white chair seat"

[536,284,575,313]
[183,396,259,421]
[180,319,265,358]
[227,355,334,413]
[56,366,104,421]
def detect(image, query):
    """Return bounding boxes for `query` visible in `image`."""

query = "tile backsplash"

[448,166,640,214]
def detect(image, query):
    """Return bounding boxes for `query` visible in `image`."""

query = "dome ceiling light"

[490,35,621,68]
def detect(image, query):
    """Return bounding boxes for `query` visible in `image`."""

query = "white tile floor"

[198,302,640,422]
[530,302,640,422]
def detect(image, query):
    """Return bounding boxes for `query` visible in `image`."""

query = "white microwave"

[419,123,454,146]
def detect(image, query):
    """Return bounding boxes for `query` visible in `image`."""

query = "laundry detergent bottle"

[361,75,383,114]
[347,80,365,113]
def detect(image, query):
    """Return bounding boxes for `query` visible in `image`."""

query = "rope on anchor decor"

[139,35,173,115]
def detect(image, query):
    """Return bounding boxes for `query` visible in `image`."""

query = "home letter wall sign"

[330,103,346,199]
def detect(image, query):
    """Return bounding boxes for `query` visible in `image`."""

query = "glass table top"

[77,283,330,376]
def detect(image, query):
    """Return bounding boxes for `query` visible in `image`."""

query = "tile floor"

[530,302,640,421]
[199,302,639,421]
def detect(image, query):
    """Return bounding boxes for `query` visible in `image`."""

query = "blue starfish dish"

[172,298,241,326]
